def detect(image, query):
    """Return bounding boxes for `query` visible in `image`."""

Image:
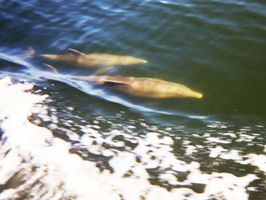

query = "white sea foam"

[0,76,258,200]
[209,146,266,172]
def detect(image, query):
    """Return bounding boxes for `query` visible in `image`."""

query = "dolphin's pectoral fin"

[43,63,59,73]
[68,48,86,56]
[95,66,114,75]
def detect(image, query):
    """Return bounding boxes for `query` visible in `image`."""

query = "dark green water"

[0,0,265,199]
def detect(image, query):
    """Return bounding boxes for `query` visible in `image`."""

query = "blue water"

[0,0,266,199]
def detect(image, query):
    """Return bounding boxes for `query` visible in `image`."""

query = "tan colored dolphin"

[72,75,203,99]
[40,49,148,69]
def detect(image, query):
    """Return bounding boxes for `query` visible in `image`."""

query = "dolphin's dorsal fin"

[68,48,86,56]
[103,80,127,87]
[22,47,35,59]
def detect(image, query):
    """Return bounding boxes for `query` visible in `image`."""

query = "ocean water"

[0,0,265,199]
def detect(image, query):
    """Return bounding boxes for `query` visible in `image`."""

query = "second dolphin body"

[40,49,148,69]
[71,75,203,99]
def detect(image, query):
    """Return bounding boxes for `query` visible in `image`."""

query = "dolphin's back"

[81,76,203,99]
[41,52,147,68]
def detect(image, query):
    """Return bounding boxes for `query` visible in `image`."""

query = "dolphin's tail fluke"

[23,47,35,59]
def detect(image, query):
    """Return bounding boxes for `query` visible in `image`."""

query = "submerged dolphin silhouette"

[72,75,203,99]
[40,49,148,69]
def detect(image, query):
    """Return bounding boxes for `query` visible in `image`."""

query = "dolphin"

[72,75,203,99]
[40,49,148,70]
